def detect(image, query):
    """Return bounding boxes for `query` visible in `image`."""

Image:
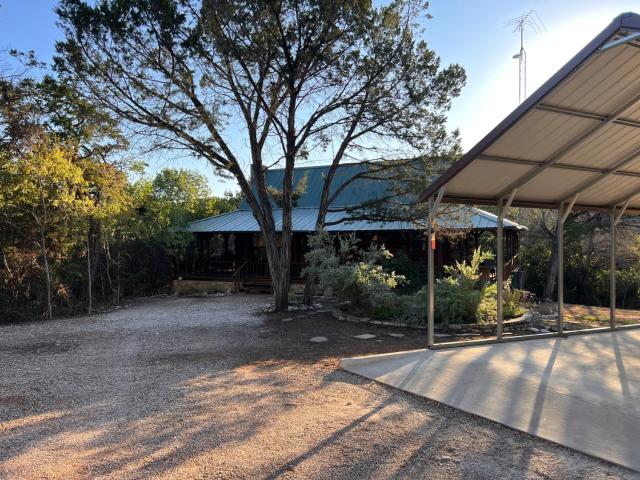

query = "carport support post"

[496,191,516,340]
[609,200,630,329]
[557,195,576,335]
[427,187,445,349]
[427,197,435,347]
[557,205,565,334]
[496,200,504,340]
[610,207,616,329]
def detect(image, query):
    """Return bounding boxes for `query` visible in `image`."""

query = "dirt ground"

[0,295,637,480]
[563,303,640,328]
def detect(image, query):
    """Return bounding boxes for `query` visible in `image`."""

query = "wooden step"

[240,280,272,294]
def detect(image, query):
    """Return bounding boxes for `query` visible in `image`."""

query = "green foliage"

[305,236,529,327]
[381,250,426,290]
[108,168,240,297]
[516,209,640,308]
[476,283,527,323]
[430,248,494,326]
[434,278,482,326]
[518,240,550,299]
[304,231,405,311]
[1,158,237,320]
[443,248,493,289]
[0,64,240,321]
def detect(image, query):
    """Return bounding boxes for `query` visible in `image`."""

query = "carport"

[342,12,640,472]
[420,12,640,349]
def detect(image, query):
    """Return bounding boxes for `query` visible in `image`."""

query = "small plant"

[476,282,527,323]
[443,247,493,289]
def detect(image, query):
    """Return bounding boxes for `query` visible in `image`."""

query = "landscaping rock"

[354,334,376,340]
[388,333,405,338]
[309,336,328,343]
[532,319,547,329]
[527,327,540,334]
[538,303,558,315]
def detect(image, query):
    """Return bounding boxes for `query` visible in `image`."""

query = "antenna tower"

[505,10,546,104]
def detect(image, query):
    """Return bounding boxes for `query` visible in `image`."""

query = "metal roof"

[240,163,399,209]
[186,206,526,233]
[419,12,640,214]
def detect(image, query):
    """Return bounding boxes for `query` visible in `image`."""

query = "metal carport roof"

[419,12,640,214]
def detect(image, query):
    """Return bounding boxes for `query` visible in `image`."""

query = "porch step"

[240,280,272,294]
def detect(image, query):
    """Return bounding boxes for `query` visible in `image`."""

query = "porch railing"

[177,259,238,279]
[177,259,306,287]
[233,261,306,283]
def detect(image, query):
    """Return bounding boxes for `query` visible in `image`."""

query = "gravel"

[0,294,636,480]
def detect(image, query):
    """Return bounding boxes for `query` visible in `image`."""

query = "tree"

[80,159,130,313]
[1,70,129,315]
[56,0,465,310]
[2,139,89,319]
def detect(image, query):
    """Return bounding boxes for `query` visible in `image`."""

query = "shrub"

[381,251,426,290]
[304,231,405,311]
[305,234,529,327]
[477,283,527,323]
[434,277,482,326]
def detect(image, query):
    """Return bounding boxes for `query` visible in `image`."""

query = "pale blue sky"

[1,1,639,194]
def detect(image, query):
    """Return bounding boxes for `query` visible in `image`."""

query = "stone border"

[331,309,426,329]
[330,309,537,335]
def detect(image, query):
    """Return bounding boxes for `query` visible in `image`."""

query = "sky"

[1,0,639,194]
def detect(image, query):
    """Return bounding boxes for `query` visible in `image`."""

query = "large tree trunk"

[543,234,559,300]
[39,227,53,320]
[262,227,288,311]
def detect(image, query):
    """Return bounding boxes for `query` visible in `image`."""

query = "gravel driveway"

[0,294,636,479]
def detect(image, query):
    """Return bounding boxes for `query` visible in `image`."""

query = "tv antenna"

[505,10,546,104]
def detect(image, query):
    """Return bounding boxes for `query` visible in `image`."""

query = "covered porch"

[178,223,523,288]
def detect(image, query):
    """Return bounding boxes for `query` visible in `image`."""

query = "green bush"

[476,283,527,323]
[381,251,426,290]
[305,234,529,327]
[304,231,405,311]
[434,277,482,326]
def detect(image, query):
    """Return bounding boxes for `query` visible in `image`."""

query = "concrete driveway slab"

[341,330,640,472]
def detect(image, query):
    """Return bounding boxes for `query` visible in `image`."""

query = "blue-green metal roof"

[188,163,526,233]
[186,206,526,233]
[240,163,398,209]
